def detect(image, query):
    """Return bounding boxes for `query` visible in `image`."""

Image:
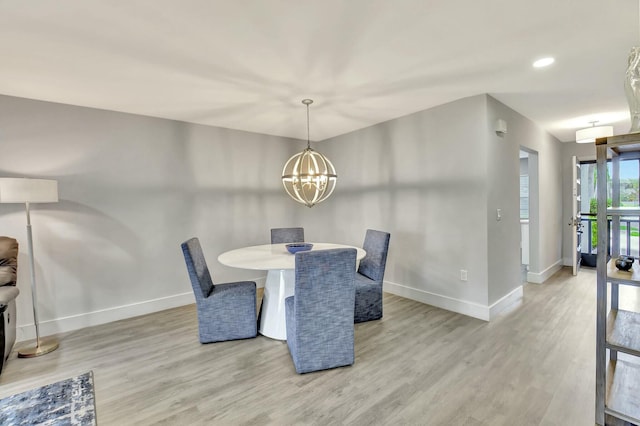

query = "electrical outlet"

[460,269,468,281]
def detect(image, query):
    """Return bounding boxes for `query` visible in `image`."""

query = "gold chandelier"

[281,99,337,207]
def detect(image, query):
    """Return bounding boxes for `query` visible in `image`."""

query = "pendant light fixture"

[575,120,614,143]
[281,99,337,207]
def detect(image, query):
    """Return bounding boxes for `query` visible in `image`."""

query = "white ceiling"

[0,0,637,142]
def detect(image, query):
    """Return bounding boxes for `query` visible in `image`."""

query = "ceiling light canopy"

[575,121,614,143]
[281,99,337,208]
[533,57,555,68]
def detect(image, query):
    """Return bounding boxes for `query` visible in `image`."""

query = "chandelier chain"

[306,102,311,149]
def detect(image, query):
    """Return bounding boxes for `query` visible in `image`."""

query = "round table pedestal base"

[259,269,295,340]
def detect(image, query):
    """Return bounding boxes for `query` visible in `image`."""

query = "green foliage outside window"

[589,197,611,249]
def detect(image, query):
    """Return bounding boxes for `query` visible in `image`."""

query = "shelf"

[597,133,640,151]
[606,310,640,357]
[605,359,640,424]
[596,131,640,426]
[607,259,640,286]
[607,207,640,216]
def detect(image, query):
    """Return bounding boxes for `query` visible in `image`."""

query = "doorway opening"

[520,148,539,283]
[579,158,640,264]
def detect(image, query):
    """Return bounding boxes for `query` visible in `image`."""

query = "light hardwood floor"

[1,267,634,425]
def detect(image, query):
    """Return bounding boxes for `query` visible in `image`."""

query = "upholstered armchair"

[271,227,304,244]
[355,229,391,323]
[285,248,356,374]
[0,237,19,373]
[181,238,257,343]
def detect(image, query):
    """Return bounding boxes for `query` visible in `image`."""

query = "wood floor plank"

[0,267,623,425]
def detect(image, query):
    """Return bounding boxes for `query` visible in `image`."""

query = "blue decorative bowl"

[286,243,313,254]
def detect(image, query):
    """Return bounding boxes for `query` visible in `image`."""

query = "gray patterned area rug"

[0,371,96,425]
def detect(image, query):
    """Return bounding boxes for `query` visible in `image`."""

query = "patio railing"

[580,214,640,257]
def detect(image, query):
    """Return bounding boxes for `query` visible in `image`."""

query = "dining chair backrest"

[294,248,356,320]
[181,237,214,299]
[358,229,391,283]
[271,227,305,244]
[286,248,357,373]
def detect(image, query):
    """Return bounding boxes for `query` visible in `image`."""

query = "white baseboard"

[489,285,523,319]
[384,281,523,322]
[527,259,563,284]
[17,292,195,343]
[384,281,491,321]
[17,275,267,343]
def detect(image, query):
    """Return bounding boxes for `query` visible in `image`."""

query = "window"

[580,159,640,213]
[579,158,640,256]
[520,175,529,219]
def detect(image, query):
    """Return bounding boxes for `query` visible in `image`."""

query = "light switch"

[496,208,502,221]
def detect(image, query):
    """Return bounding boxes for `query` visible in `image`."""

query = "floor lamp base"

[18,339,59,358]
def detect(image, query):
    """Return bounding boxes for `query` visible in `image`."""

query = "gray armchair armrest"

[0,286,19,306]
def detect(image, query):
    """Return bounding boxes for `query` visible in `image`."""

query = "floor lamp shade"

[0,178,58,203]
[0,177,58,358]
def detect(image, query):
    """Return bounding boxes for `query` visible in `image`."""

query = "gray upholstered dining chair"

[285,248,356,374]
[271,227,304,244]
[354,229,391,323]
[181,237,257,343]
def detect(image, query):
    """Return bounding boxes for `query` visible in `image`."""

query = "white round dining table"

[218,243,366,340]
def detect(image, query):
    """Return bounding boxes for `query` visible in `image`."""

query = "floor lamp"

[0,178,59,357]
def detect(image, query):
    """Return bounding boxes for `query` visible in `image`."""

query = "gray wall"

[0,94,303,340]
[0,92,566,339]
[486,97,563,284]
[308,94,562,316]
[313,95,491,311]
[485,97,522,304]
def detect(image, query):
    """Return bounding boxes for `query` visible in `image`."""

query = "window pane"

[580,162,596,214]
[520,175,528,219]
[620,159,640,207]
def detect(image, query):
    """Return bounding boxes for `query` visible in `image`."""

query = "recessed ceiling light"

[533,57,555,68]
